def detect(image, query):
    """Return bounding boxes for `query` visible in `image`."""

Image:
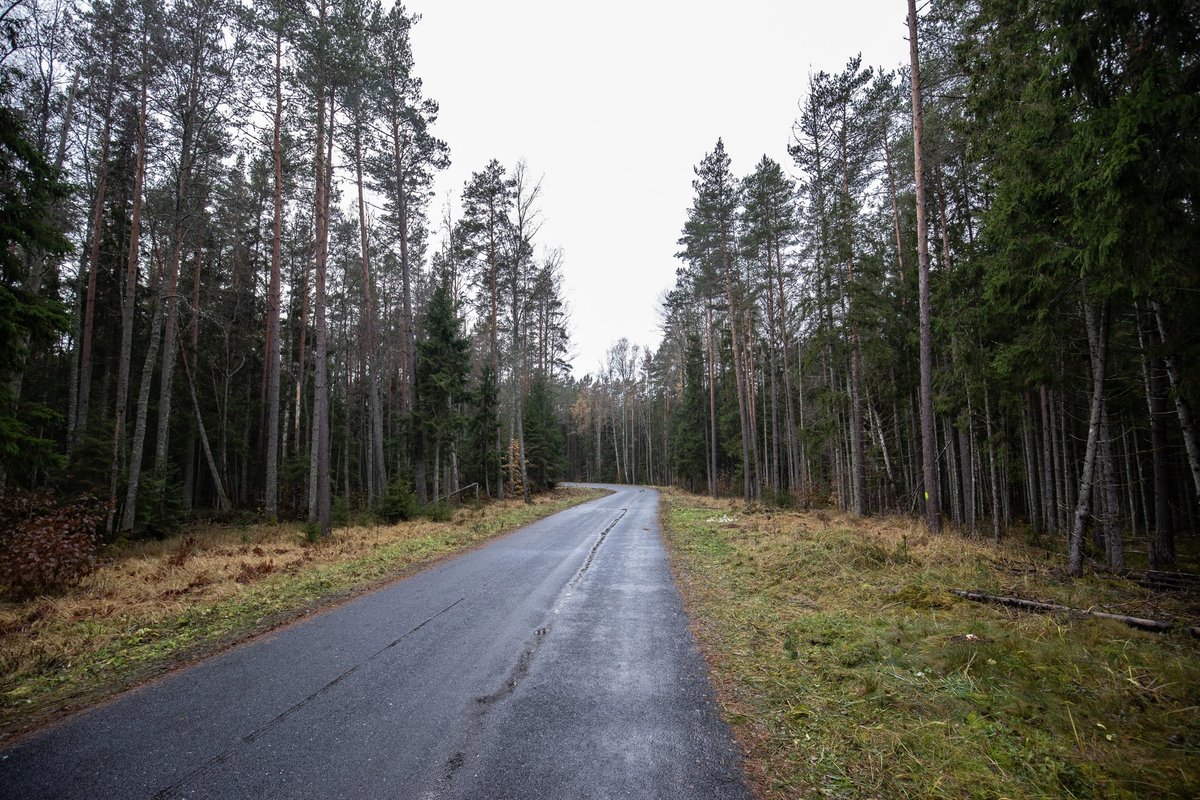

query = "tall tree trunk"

[1138,314,1174,567]
[1069,298,1109,576]
[293,256,309,455]
[869,398,898,510]
[1152,300,1200,506]
[1039,385,1057,536]
[744,303,763,499]
[432,434,441,503]
[719,228,752,503]
[484,209,503,500]
[1098,401,1124,571]
[75,131,111,442]
[773,231,800,494]
[958,418,975,532]
[264,22,284,518]
[706,303,718,497]
[838,124,867,516]
[341,331,352,505]
[391,123,416,419]
[179,336,229,511]
[511,306,531,504]
[66,221,89,453]
[882,118,906,286]
[1022,391,1041,533]
[984,383,1002,541]
[152,233,185,475]
[909,0,940,533]
[593,395,601,483]
[1053,389,1070,534]
[450,412,460,497]
[185,246,203,510]
[798,348,809,494]
[121,242,168,533]
[1120,421,1139,539]
[355,117,386,505]
[309,76,333,537]
[516,405,531,503]
[153,119,197,475]
[945,416,961,524]
[108,72,148,526]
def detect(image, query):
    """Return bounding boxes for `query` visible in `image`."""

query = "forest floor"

[660,489,1200,799]
[0,485,606,742]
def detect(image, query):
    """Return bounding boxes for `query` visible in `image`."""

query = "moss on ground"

[661,491,1200,799]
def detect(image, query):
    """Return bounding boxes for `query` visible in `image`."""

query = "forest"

[0,0,573,556]
[0,0,1197,581]
[567,0,1200,576]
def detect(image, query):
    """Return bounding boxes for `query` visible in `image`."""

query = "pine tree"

[260,0,291,519]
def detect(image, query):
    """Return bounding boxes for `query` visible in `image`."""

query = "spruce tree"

[679,140,752,501]
[416,280,469,503]
[0,79,71,488]
[523,373,563,492]
[669,335,708,492]
[466,364,500,497]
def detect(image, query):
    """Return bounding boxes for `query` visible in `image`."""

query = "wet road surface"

[1,485,750,799]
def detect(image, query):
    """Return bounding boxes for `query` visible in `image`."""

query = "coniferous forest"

[1,0,1197,579]
[567,1,1200,577]
[1,0,574,548]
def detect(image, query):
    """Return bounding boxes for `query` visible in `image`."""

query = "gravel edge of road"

[656,491,764,800]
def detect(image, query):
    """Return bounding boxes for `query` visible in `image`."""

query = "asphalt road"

[1,485,751,799]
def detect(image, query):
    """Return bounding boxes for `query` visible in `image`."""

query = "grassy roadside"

[660,489,1200,799]
[0,486,605,741]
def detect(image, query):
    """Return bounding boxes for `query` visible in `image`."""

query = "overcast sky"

[408,0,913,378]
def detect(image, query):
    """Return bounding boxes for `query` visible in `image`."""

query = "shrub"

[420,501,454,523]
[376,479,417,523]
[301,520,322,542]
[762,487,799,509]
[332,494,351,528]
[0,491,108,598]
[135,468,185,539]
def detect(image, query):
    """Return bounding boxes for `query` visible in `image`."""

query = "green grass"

[0,487,605,739]
[660,493,1200,799]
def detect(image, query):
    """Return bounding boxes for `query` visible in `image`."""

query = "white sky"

[409,0,913,378]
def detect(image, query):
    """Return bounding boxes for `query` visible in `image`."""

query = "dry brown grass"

[0,487,604,739]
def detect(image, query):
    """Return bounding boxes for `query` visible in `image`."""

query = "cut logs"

[952,590,1200,637]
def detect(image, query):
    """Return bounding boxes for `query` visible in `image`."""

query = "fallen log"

[1132,570,1200,592]
[951,590,1200,637]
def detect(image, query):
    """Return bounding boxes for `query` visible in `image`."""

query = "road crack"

[150,596,466,799]
[569,508,627,588]
[434,509,627,796]
[473,625,551,708]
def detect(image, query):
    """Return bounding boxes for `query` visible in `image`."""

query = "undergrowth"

[660,490,1200,799]
[0,486,605,739]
